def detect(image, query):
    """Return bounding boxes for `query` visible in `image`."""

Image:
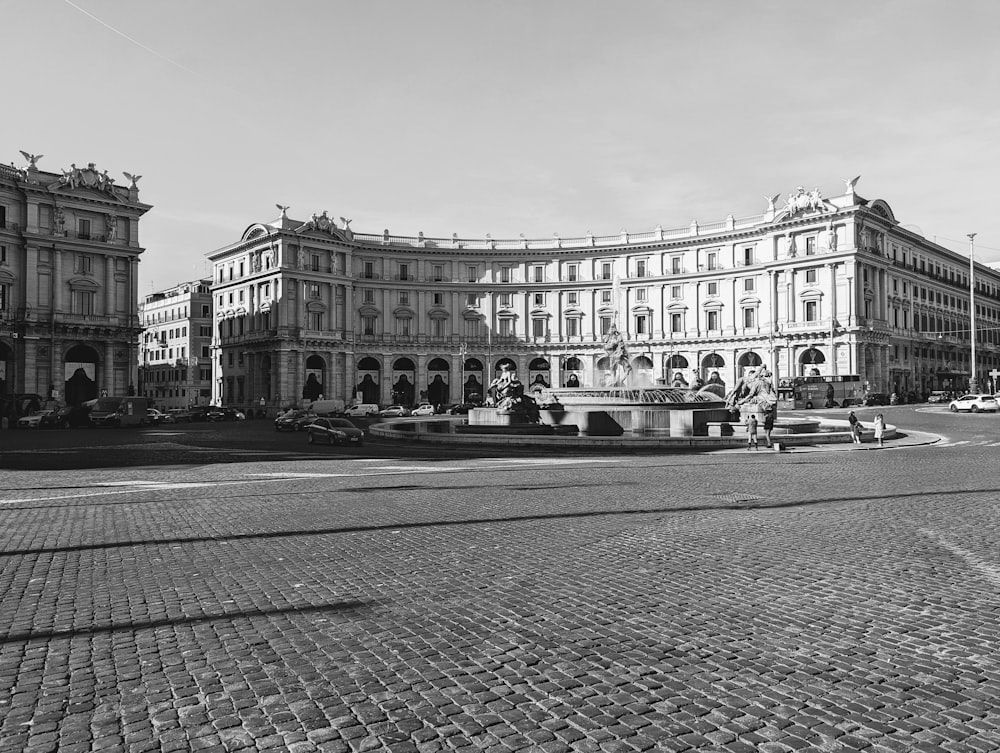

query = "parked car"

[205,407,244,422]
[305,417,365,445]
[274,410,317,431]
[862,393,890,406]
[188,406,212,422]
[41,406,76,429]
[18,409,55,429]
[948,394,999,413]
[379,405,411,418]
[344,403,379,417]
[927,391,950,404]
[167,408,192,423]
[146,408,169,425]
[447,403,477,415]
[410,403,436,416]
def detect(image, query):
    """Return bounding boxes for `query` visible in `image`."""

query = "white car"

[344,403,379,417]
[410,403,436,416]
[948,394,999,413]
[17,409,54,428]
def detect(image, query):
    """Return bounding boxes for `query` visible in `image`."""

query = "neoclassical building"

[207,181,1000,410]
[0,154,150,415]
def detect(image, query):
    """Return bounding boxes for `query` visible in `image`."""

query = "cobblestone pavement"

[1,416,999,751]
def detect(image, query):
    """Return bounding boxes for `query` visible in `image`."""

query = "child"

[745,413,759,451]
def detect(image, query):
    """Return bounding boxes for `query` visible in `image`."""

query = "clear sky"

[4,0,1000,293]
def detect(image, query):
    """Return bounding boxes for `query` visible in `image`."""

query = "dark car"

[863,392,890,406]
[274,410,317,432]
[40,405,91,429]
[305,417,365,445]
[188,406,212,422]
[447,403,477,415]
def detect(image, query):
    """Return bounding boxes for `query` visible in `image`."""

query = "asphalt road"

[1,405,998,752]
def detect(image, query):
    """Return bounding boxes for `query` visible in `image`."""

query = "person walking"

[848,410,862,444]
[745,413,759,451]
[873,413,885,448]
[763,409,775,448]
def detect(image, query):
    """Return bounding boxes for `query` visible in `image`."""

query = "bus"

[776,375,863,410]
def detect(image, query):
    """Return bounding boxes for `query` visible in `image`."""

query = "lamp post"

[968,233,978,393]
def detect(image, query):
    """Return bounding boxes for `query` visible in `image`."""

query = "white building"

[206,181,1000,411]
[138,279,213,410]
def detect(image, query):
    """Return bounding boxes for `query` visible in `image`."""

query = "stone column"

[104,255,114,316]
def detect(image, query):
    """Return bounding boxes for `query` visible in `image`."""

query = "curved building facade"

[207,182,1000,410]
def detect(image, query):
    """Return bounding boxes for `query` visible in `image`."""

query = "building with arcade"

[0,154,150,419]
[206,180,1000,411]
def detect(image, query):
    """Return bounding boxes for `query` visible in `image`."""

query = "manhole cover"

[713,493,763,503]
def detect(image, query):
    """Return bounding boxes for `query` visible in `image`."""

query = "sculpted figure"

[725,366,778,413]
[602,324,632,386]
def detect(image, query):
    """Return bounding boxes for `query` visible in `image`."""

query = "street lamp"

[968,233,978,392]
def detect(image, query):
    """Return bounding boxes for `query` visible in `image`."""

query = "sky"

[4,0,1000,294]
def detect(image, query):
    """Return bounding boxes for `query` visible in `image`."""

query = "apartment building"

[206,182,1000,410]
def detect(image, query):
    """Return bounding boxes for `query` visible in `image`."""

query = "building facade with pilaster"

[206,181,1000,412]
[0,154,150,419]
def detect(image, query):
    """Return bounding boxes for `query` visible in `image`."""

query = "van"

[308,398,346,416]
[344,403,379,417]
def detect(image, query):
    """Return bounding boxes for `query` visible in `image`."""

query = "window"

[533,292,545,306]
[670,313,683,333]
[398,263,410,281]
[532,318,546,338]
[431,318,445,337]
[239,261,245,276]
[499,318,513,337]
[566,264,579,282]
[743,308,756,328]
[635,288,647,302]
[73,289,95,315]
[670,285,682,300]
[565,317,580,337]
[309,283,320,298]
[805,300,819,321]
[601,262,612,280]
[467,265,477,283]
[706,252,718,271]
[362,315,377,335]
[201,345,210,358]
[805,269,817,283]
[743,277,755,292]
[533,265,545,283]
[567,291,578,306]
[363,261,375,279]
[466,293,478,307]
[707,282,718,296]
[707,310,719,330]
[499,293,512,307]
[363,289,375,303]
[500,267,511,283]
[433,292,444,306]
[743,247,755,266]
[78,218,91,240]
[671,257,682,274]
[600,316,613,336]
[77,254,92,274]
[432,264,444,282]
[634,315,648,334]
[806,237,816,255]
[0,284,7,312]
[636,259,647,277]
[601,289,612,304]
[201,304,210,317]
[397,317,412,337]
[399,291,409,305]
[311,254,320,272]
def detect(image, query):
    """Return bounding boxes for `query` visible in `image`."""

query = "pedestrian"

[873,413,885,447]
[745,413,758,451]
[763,409,775,448]
[847,410,862,444]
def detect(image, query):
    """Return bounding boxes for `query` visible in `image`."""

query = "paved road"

[1,406,999,751]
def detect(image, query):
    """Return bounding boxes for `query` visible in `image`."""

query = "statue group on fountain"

[602,324,632,387]
[486,363,540,422]
[725,366,778,417]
